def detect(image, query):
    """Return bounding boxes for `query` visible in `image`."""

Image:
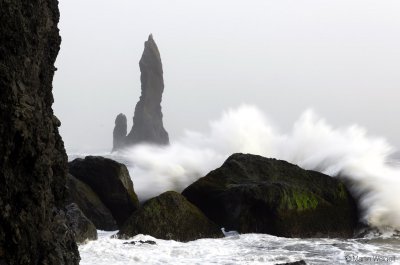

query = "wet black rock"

[276,261,307,265]
[67,174,118,231]
[113,34,169,151]
[112,113,127,152]
[118,191,223,242]
[182,153,359,238]
[68,156,139,227]
[0,1,79,264]
[66,204,97,244]
[123,240,156,245]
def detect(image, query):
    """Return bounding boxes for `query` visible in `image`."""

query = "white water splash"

[79,230,400,265]
[118,105,400,229]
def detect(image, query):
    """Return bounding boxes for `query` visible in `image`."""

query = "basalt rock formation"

[0,1,79,264]
[112,113,127,152]
[112,34,169,151]
[66,203,97,244]
[118,191,223,242]
[66,174,118,231]
[182,153,359,238]
[68,156,140,227]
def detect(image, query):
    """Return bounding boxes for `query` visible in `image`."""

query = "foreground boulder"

[118,191,223,242]
[0,1,79,264]
[66,204,97,243]
[182,153,359,238]
[69,156,139,227]
[67,174,118,231]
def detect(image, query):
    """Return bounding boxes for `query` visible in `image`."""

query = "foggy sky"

[53,0,400,154]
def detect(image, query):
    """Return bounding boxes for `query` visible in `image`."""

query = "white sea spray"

[120,105,400,229]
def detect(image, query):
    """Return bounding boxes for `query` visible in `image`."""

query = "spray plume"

[120,105,400,229]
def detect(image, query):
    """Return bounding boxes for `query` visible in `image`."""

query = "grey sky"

[53,0,400,153]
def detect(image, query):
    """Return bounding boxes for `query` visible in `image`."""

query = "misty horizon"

[3,1,400,264]
[53,0,400,154]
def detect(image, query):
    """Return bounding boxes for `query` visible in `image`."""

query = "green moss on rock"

[182,153,359,238]
[118,191,223,242]
[279,190,319,211]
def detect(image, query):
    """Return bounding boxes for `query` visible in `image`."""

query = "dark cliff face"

[124,34,169,147]
[0,1,79,264]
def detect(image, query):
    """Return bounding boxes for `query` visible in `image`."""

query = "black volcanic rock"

[68,156,140,227]
[0,1,79,264]
[112,113,127,152]
[112,35,169,151]
[182,153,359,238]
[126,34,169,146]
[67,174,118,231]
[123,240,156,245]
[125,34,169,146]
[118,191,223,242]
[276,261,307,265]
[66,204,97,243]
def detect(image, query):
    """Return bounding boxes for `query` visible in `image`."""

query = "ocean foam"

[79,230,400,265]
[119,105,400,229]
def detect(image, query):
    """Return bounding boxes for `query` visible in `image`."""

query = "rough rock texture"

[123,240,156,245]
[67,174,118,231]
[66,204,97,244]
[125,34,169,146]
[182,153,359,238]
[112,35,169,151]
[68,156,140,227]
[118,191,223,242]
[112,113,127,152]
[0,1,79,264]
[276,261,307,265]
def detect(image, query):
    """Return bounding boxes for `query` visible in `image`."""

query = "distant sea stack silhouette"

[113,114,128,152]
[112,34,169,151]
[0,1,79,264]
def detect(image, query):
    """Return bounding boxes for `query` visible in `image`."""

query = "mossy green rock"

[118,191,223,242]
[69,156,139,227]
[182,153,359,238]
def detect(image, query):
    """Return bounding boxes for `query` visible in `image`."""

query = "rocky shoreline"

[0,3,366,265]
[66,153,360,243]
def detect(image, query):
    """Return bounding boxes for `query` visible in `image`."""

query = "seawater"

[79,230,400,265]
[69,105,400,264]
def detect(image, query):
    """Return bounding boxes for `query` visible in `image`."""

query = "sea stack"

[0,1,79,264]
[112,113,128,152]
[112,34,169,151]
